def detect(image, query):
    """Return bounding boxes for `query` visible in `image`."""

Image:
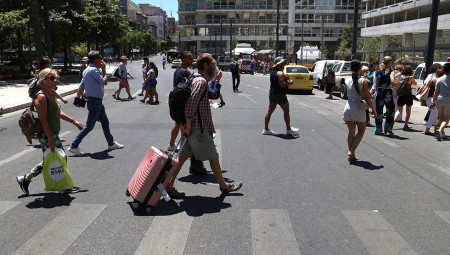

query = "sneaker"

[262,129,275,135]
[442,131,446,139]
[17,175,30,195]
[189,166,208,175]
[385,130,394,135]
[137,93,143,96]
[436,131,442,141]
[218,101,225,107]
[67,147,84,156]
[150,100,160,105]
[139,99,145,103]
[108,142,124,150]
[221,182,243,194]
[286,127,299,135]
[167,187,185,199]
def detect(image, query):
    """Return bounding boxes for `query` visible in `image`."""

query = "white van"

[310,60,340,90]
[413,62,446,95]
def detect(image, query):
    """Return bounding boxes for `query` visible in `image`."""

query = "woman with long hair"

[342,60,377,163]
[431,63,450,141]
[417,68,444,135]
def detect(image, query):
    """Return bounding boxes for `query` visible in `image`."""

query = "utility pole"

[352,0,359,60]
[275,0,281,57]
[31,0,43,60]
[230,20,233,58]
[220,21,223,57]
[43,0,52,59]
[301,22,304,64]
[425,0,440,77]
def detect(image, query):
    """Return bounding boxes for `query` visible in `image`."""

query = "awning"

[256,49,274,55]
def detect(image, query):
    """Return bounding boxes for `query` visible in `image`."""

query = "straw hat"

[120,55,128,60]
[273,57,286,67]
[82,57,88,62]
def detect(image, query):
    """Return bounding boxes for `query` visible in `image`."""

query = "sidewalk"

[0,65,118,115]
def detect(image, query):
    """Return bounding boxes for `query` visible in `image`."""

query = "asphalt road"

[0,56,449,255]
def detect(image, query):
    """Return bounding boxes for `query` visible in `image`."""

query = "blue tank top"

[269,69,286,94]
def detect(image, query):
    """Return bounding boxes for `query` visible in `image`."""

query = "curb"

[0,88,79,115]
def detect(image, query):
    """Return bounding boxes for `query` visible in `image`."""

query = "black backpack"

[168,74,205,124]
[229,62,238,73]
[113,68,121,78]
[397,76,410,97]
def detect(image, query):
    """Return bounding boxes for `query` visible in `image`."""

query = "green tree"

[365,37,381,62]
[320,42,329,59]
[268,34,274,49]
[338,39,351,60]
[340,25,352,48]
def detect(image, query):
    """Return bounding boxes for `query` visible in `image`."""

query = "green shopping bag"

[42,148,74,191]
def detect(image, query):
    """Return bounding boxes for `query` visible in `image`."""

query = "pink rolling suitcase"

[126,142,181,213]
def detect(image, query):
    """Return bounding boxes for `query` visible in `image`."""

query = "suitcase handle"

[168,136,188,157]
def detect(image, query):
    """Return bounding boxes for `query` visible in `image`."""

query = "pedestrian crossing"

[1,200,449,254]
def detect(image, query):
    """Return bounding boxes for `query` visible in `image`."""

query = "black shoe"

[139,99,145,103]
[150,100,160,105]
[17,175,30,195]
[220,182,243,194]
[189,165,208,175]
[218,101,225,107]
[167,187,185,199]
[137,93,143,96]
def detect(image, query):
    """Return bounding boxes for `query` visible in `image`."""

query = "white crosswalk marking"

[435,211,450,224]
[343,210,417,255]
[134,212,193,255]
[0,201,20,216]
[251,209,301,255]
[12,203,106,255]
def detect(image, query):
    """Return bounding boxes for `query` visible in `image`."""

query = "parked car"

[309,60,340,90]
[171,58,182,68]
[332,60,368,99]
[217,56,231,71]
[284,65,313,93]
[413,62,446,95]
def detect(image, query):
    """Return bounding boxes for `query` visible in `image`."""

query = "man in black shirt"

[168,51,208,178]
[230,58,241,92]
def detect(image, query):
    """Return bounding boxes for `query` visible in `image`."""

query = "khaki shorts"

[179,129,218,161]
[437,98,450,116]
[269,93,288,105]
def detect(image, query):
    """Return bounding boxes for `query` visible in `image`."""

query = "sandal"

[403,125,411,131]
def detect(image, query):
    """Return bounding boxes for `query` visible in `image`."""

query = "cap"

[82,57,88,61]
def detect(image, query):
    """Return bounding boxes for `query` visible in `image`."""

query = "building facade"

[178,0,365,59]
[361,0,450,61]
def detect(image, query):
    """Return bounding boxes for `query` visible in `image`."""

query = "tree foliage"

[365,37,381,62]
[338,40,351,60]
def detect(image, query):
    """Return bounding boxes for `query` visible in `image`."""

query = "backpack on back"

[229,62,238,73]
[396,76,410,97]
[19,105,42,144]
[168,73,206,124]
[208,80,221,100]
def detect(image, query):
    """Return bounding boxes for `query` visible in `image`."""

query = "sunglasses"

[45,75,59,81]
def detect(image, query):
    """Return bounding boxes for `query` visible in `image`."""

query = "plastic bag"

[42,148,74,191]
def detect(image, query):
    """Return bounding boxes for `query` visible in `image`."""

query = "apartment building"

[361,0,450,59]
[178,0,364,58]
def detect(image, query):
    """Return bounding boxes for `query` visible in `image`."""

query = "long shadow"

[67,150,114,160]
[129,194,238,217]
[23,193,76,209]
[381,133,409,140]
[273,134,300,140]
[350,160,384,170]
[178,171,233,185]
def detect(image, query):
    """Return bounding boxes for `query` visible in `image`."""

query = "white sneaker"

[286,127,299,135]
[262,129,275,135]
[108,142,124,150]
[67,147,84,156]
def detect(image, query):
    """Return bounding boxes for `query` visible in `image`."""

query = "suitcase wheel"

[125,189,130,197]
[145,207,152,213]
[132,202,139,209]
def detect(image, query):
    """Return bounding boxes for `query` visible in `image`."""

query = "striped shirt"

[185,72,215,133]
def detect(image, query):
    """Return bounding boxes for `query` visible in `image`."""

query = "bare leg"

[349,122,367,155]
[167,156,188,189]
[394,105,403,122]
[280,102,291,130]
[264,102,277,130]
[346,121,356,155]
[208,158,228,190]
[405,105,412,124]
[169,123,180,147]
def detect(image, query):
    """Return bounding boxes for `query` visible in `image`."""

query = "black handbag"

[73,97,87,108]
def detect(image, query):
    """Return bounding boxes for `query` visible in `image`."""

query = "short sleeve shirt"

[173,67,191,88]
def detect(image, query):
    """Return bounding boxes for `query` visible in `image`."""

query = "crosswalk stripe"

[12,203,106,255]
[435,211,450,224]
[134,212,193,255]
[0,201,20,216]
[343,210,417,255]
[251,209,301,255]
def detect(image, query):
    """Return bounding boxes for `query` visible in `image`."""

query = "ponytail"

[352,72,360,95]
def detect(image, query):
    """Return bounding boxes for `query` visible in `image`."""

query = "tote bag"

[42,148,74,191]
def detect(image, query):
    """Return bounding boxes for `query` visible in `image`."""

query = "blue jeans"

[70,98,114,148]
